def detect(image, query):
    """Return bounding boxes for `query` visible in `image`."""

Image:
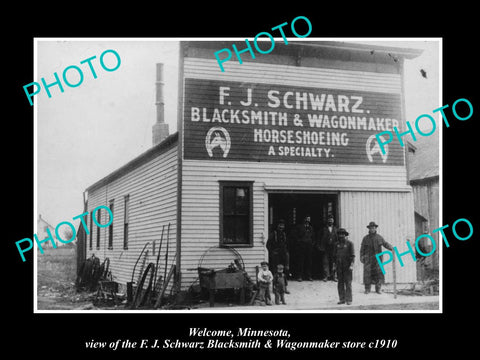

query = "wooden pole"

[153,225,165,291]
[164,223,170,283]
[392,250,397,299]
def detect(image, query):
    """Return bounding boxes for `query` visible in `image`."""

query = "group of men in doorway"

[267,215,342,283]
[266,215,393,304]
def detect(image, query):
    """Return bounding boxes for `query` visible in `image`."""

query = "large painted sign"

[183,78,404,165]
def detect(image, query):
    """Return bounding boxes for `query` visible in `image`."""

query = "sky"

[35,38,440,230]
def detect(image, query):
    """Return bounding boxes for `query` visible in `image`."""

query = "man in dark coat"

[360,221,393,294]
[266,219,290,293]
[294,215,315,281]
[316,215,338,281]
[333,228,355,305]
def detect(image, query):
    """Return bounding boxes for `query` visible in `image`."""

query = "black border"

[7,6,478,357]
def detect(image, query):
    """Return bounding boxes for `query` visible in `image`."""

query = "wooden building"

[408,134,440,280]
[37,214,59,249]
[79,41,423,296]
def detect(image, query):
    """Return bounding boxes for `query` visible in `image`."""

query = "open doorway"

[268,192,339,279]
[268,192,338,233]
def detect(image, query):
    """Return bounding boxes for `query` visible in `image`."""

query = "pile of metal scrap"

[127,223,178,310]
[384,279,439,296]
[76,255,125,307]
[179,250,256,308]
[76,254,108,291]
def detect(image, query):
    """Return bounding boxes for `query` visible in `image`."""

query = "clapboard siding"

[184,160,409,191]
[184,58,402,94]
[183,57,406,166]
[412,179,440,275]
[86,145,178,291]
[180,166,266,289]
[179,49,415,289]
[180,159,413,289]
[340,191,416,283]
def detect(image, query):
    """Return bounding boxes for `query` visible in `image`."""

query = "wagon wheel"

[130,263,155,309]
[197,246,245,270]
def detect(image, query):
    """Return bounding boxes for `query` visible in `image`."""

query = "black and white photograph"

[6,8,478,357]
[33,38,441,313]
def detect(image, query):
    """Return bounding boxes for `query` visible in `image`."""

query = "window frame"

[219,181,254,248]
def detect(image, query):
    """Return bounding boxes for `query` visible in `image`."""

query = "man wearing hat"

[294,215,315,281]
[316,215,338,281]
[333,228,355,305]
[266,220,290,277]
[266,219,290,293]
[360,221,393,294]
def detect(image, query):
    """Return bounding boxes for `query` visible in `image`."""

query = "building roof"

[38,214,56,230]
[288,40,424,60]
[408,133,440,182]
[86,132,178,193]
[86,41,423,194]
[183,40,423,61]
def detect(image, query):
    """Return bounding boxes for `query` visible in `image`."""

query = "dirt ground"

[36,247,439,311]
[190,279,439,311]
[36,246,118,310]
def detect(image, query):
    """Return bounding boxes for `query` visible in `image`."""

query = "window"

[219,181,253,247]
[407,142,417,154]
[123,195,129,250]
[108,200,114,249]
[96,208,101,250]
[89,212,93,250]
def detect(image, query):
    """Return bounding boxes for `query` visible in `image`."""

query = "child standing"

[273,264,287,305]
[257,261,273,306]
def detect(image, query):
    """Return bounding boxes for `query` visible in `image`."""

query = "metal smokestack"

[152,63,169,146]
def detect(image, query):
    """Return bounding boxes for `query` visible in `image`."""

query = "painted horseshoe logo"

[205,127,231,158]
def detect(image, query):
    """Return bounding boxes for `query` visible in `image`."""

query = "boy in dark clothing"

[273,264,287,305]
